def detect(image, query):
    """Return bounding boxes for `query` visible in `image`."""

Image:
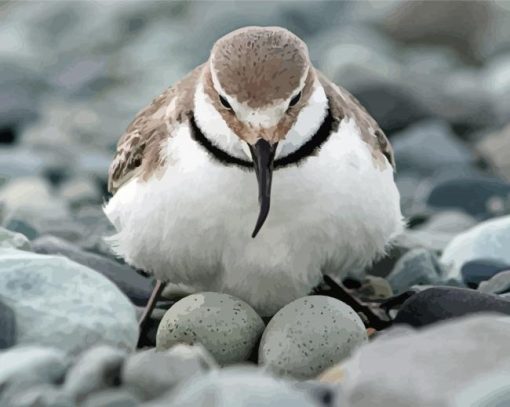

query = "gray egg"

[156,292,265,365]
[259,296,368,379]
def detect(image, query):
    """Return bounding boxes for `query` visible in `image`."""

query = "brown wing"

[317,70,395,169]
[108,65,204,194]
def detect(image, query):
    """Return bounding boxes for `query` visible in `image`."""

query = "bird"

[104,26,403,326]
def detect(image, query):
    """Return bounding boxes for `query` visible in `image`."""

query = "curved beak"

[249,140,277,238]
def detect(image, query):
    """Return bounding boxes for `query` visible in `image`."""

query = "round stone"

[156,292,265,365]
[259,296,368,379]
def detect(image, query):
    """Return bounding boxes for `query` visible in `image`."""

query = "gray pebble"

[387,248,445,294]
[64,345,127,402]
[80,389,140,407]
[0,298,16,349]
[156,292,265,365]
[151,366,318,407]
[259,296,367,379]
[122,344,216,401]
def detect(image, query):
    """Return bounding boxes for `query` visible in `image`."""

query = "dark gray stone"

[426,176,510,219]
[461,259,510,287]
[387,249,446,295]
[32,235,153,306]
[0,299,16,349]
[395,286,510,327]
[64,345,127,402]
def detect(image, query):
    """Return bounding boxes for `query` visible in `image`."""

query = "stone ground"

[1,1,510,406]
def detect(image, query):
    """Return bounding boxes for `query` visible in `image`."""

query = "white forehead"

[209,61,309,129]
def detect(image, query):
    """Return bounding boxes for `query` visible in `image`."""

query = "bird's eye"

[289,91,302,107]
[219,95,232,110]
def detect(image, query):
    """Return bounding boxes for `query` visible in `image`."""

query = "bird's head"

[193,26,327,238]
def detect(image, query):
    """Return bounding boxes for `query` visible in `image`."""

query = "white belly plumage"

[104,118,403,316]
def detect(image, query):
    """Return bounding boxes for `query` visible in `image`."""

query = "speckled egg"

[156,292,265,365]
[258,296,368,379]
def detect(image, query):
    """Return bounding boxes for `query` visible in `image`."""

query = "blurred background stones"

[2,1,510,405]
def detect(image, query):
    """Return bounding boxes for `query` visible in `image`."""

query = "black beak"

[248,140,277,238]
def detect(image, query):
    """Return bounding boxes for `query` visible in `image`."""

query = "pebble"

[0,346,69,388]
[442,215,510,280]
[81,389,140,407]
[0,177,70,224]
[460,259,510,287]
[157,367,320,407]
[425,176,510,219]
[32,235,154,306]
[259,296,367,379]
[156,292,264,365]
[394,286,510,327]
[57,176,102,207]
[0,248,138,355]
[63,345,127,402]
[477,124,510,182]
[122,344,216,401]
[2,384,74,407]
[386,248,446,295]
[340,314,510,407]
[4,218,39,240]
[0,226,31,251]
[391,119,474,177]
[478,270,510,295]
[0,298,16,349]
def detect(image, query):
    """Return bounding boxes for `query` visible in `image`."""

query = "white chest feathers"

[104,118,403,316]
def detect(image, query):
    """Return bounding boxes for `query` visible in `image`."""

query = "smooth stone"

[0,227,31,251]
[0,248,138,355]
[156,292,264,365]
[0,298,16,349]
[81,389,140,407]
[157,367,319,407]
[0,177,70,224]
[4,218,39,240]
[2,384,74,407]
[391,120,474,177]
[394,286,510,327]
[32,235,153,306]
[58,176,101,207]
[341,314,510,407]
[382,0,490,61]
[479,270,510,295]
[426,177,510,219]
[442,215,510,280]
[387,248,445,295]
[461,259,510,287]
[0,346,69,388]
[122,344,216,401]
[64,345,127,402]
[477,123,510,182]
[259,296,367,379]
[415,210,478,235]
